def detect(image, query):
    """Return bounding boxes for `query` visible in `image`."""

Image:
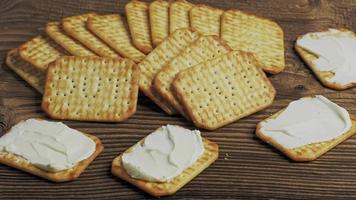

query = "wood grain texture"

[0,0,356,199]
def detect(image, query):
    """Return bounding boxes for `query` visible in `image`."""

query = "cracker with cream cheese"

[256,97,356,161]
[111,129,218,197]
[0,120,103,182]
[295,28,356,90]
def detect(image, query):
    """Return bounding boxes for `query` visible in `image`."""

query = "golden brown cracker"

[6,49,45,94]
[112,137,218,197]
[154,36,231,116]
[18,36,66,71]
[189,4,223,36]
[221,10,285,74]
[62,13,120,58]
[169,0,193,33]
[125,0,153,54]
[46,21,96,57]
[42,56,139,122]
[138,28,200,115]
[149,0,170,46]
[0,126,103,182]
[256,105,356,161]
[87,14,145,63]
[295,29,356,90]
[172,51,276,130]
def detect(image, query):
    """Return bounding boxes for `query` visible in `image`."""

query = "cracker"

[138,28,200,115]
[6,49,45,94]
[62,13,120,58]
[149,0,169,46]
[172,51,276,130]
[87,14,145,63]
[189,4,223,36]
[0,126,103,182]
[154,36,231,117]
[46,21,96,57]
[169,0,193,33]
[295,29,356,90]
[256,108,356,161]
[111,137,218,197]
[18,36,66,71]
[42,56,139,122]
[125,0,153,54]
[221,10,285,74]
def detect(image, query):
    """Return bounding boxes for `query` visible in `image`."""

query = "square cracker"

[6,49,45,94]
[87,14,145,63]
[125,0,153,54]
[189,4,223,36]
[62,13,120,58]
[172,51,276,130]
[0,124,104,182]
[295,29,356,90]
[169,0,193,33]
[138,28,200,115]
[46,21,96,57]
[18,36,66,71]
[149,0,170,46]
[221,10,285,74]
[111,137,219,197]
[256,107,356,161]
[154,36,231,117]
[42,56,139,122]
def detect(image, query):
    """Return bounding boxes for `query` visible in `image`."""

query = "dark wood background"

[0,0,356,199]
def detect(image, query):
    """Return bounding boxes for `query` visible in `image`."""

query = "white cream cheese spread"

[122,125,204,182]
[296,29,356,85]
[0,119,96,172]
[260,95,352,149]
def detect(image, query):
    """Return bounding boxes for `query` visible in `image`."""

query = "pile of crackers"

[6,0,285,130]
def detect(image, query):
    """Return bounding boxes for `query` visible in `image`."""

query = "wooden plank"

[0,0,356,199]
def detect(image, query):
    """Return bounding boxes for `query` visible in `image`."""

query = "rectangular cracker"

[295,29,356,90]
[0,125,103,182]
[18,36,66,71]
[6,49,45,94]
[172,51,276,130]
[62,13,120,58]
[112,137,218,197]
[189,4,223,36]
[169,0,193,33]
[46,21,96,57]
[138,28,200,115]
[87,14,145,63]
[125,0,153,54]
[221,10,285,74]
[154,36,231,117]
[42,56,139,122]
[256,108,356,161]
[149,0,170,46]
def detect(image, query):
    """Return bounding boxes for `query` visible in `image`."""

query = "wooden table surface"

[0,0,356,199]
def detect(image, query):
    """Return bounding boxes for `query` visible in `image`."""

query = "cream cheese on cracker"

[0,119,96,172]
[260,95,351,149]
[296,29,356,85]
[122,125,204,182]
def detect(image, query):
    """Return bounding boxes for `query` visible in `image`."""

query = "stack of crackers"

[6,0,284,128]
